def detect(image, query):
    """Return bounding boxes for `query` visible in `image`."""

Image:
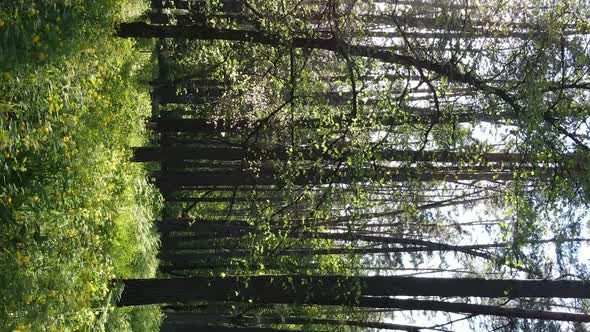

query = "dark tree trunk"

[156,219,251,234]
[157,244,482,269]
[133,146,247,162]
[119,275,590,305]
[161,323,298,332]
[133,145,543,165]
[146,118,248,133]
[154,167,518,192]
[357,297,590,323]
[163,311,430,331]
[115,23,511,105]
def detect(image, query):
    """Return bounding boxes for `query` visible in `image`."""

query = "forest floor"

[0,1,162,330]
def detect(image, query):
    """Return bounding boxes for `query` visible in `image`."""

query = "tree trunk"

[357,297,590,323]
[156,219,251,234]
[154,167,518,191]
[119,275,590,306]
[133,145,547,165]
[115,23,510,106]
[161,323,299,332]
[163,311,430,331]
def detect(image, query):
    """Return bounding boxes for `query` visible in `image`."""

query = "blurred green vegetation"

[0,0,162,330]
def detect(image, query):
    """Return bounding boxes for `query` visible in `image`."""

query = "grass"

[0,1,162,330]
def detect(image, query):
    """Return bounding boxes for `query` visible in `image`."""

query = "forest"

[2,0,590,331]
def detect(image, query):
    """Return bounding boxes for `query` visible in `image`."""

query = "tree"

[119,0,590,329]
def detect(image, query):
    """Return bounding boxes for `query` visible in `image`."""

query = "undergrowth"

[0,1,162,330]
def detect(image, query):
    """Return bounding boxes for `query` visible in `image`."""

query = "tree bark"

[357,297,590,323]
[119,275,590,306]
[161,323,298,332]
[133,145,544,165]
[163,311,432,331]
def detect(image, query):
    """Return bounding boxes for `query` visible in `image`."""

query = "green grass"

[0,1,162,330]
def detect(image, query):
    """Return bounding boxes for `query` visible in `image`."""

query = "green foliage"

[0,0,162,330]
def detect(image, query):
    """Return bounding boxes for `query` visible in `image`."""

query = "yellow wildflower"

[38,52,47,60]
[15,252,30,267]
[0,19,5,29]
[32,34,40,46]
[14,323,31,331]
